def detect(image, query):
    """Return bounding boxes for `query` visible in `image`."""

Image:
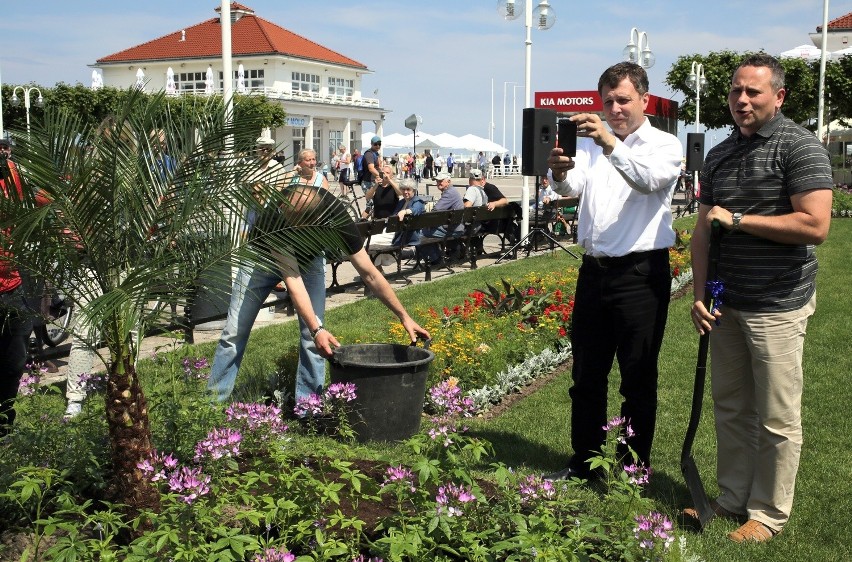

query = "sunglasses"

[373,142,381,146]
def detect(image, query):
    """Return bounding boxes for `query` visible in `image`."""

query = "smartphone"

[558,119,577,157]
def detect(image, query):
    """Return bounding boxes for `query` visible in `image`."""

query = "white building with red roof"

[92,2,385,164]
[810,11,852,51]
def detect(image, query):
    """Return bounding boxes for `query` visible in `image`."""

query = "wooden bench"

[460,204,522,265]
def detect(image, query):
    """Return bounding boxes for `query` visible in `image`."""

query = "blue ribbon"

[706,280,725,324]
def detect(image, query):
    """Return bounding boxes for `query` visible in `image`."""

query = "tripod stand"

[496,175,578,263]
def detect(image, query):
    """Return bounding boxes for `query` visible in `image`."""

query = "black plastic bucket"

[329,342,434,443]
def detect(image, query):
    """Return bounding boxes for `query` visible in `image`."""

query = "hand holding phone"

[558,119,577,158]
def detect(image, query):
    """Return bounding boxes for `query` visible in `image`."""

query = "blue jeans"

[207,255,326,403]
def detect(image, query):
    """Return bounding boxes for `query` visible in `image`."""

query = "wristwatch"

[309,325,326,339]
[731,212,743,231]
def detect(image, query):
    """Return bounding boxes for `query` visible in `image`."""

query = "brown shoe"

[728,519,779,543]
[683,499,746,524]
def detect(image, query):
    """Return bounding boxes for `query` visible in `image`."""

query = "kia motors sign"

[535,91,602,112]
[535,90,677,118]
[534,90,679,134]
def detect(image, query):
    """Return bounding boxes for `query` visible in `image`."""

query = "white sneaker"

[64,402,82,420]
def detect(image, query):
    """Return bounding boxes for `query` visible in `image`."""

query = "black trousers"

[568,249,671,470]
[0,286,33,435]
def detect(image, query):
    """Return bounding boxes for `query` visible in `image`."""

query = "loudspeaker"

[685,132,705,172]
[522,108,557,176]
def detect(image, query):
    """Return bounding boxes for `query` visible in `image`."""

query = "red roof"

[817,11,852,32]
[97,3,367,70]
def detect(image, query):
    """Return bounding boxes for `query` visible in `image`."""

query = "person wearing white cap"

[418,171,463,265]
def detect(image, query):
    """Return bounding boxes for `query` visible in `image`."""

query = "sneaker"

[64,402,82,420]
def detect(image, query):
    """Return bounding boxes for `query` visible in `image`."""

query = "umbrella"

[134,68,145,90]
[237,64,247,94]
[456,133,509,154]
[205,66,214,95]
[833,46,852,58]
[779,44,822,61]
[166,67,177,96]
[91,70,103,91]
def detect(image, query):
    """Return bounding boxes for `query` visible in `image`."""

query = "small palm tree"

[1,89,351,518]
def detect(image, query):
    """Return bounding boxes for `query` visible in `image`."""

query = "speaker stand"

[496,175,578,263]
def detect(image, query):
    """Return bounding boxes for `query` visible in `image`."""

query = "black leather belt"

[582,248,667,268]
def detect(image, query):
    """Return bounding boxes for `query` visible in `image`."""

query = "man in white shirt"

[545,62,683,481]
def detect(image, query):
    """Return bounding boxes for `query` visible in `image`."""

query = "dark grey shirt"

[699,112,832,312]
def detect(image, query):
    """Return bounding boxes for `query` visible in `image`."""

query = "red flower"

[559,327,567,337]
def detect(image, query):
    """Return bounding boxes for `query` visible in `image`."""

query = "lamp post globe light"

[687,61,707,133]
[11,86,45,138]
[623,28,655,69]
[497,0,557,239]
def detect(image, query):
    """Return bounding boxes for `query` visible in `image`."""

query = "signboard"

[285,116,307,127]
[534,90,679,135]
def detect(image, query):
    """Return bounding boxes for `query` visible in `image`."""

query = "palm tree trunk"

[105,354,160,520]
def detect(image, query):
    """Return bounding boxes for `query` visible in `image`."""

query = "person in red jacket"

[0,137,34,436]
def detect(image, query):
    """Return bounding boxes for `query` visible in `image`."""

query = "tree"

[665,50,843,130]
[0,89,347,522]
[2,84,288,141]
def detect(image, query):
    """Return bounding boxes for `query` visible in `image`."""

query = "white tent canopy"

[359,131,508,155]
[780,44,823,61]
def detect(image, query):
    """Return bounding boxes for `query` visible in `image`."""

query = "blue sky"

[1,1,847,151]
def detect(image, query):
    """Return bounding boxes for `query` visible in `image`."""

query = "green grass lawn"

[187,218,852,561]
[467,219,852,562]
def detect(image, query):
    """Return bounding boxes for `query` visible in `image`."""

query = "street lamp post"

[687,62,707,133]
[497,0,556,239]
[687,61,707,193]
[10,86,45,138]
[623,28,655,69]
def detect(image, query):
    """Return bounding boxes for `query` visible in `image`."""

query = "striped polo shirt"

[699,112,832,312]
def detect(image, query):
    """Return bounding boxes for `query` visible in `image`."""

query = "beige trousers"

[710,293,816,532]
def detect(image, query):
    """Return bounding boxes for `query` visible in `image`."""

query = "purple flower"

[518,474,556,504]
[428,379,477,418]
[194,427,242,461]
[382,465,416,492]
[182,356,211,380]
[294,393,324,417]
[602,416,626,432]
[324,382,357,403]
[77,372,106,393]
[624,463,652,486]
[17,373,41,396]
[252,547,296,562]
[633,511,674,551]
[167,466,211,504]
[226,402,288,438]
[435,482,477,517]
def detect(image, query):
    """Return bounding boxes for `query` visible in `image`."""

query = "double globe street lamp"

[11,86,44,138]
[623,28,655,69]
[497,0,557,239]
[687,61,707,133]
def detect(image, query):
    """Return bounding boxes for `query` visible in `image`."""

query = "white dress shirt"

[549,119,682,258]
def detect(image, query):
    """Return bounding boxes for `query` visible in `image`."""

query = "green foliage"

[665,50,842,130]
[1,83,287,140]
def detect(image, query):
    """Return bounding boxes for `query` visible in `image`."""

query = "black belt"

[582,248,667,269]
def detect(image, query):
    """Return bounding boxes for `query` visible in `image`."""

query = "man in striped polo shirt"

[689,53,833,543]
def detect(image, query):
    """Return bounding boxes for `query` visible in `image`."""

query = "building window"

[329,130,343,162]
[218,69,265,91]
[178,72,207,93]
[313,129,322,161]
[327,77,354,97]
[292,72,320,94]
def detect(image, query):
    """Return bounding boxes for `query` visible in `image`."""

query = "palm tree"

[0,89,351,518]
